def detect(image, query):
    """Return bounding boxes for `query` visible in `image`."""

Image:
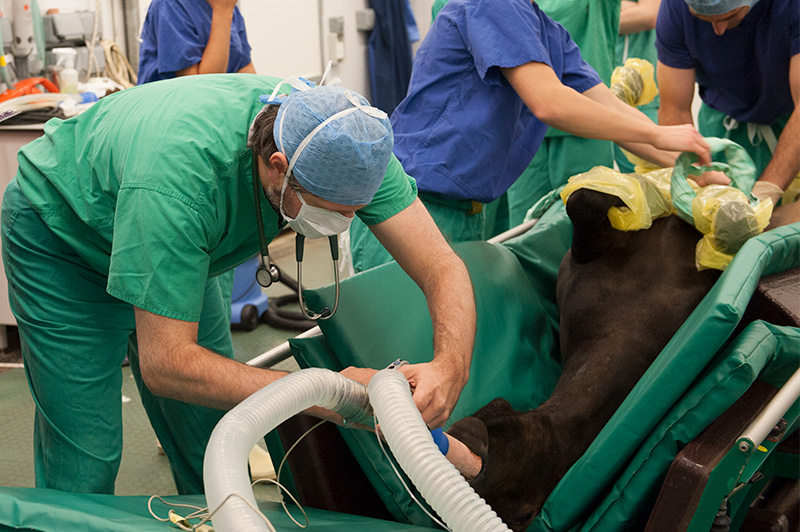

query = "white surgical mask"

[279,176,353,239]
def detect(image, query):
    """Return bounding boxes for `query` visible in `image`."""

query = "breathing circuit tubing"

[203,367,510,532]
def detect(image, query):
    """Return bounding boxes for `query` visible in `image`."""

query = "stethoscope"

[251,152,340,320]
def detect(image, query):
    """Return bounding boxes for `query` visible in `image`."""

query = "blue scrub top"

[137,0,252,85]
[656,0,799,125]
[390,0,602,204]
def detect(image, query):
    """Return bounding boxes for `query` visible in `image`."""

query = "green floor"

[0,232,343,498]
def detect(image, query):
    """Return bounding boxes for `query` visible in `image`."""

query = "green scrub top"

[14,74,416,322]
[615,4,660,119]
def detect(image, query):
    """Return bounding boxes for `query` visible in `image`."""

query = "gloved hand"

[751,181,784,205]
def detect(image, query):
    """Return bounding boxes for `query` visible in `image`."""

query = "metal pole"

[738,367,800,452]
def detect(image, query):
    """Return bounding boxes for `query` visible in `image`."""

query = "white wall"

[238,0,322,80]
[318,0,370,96]
[409,0,434,54]
[134,0,435,102]
[3,0,436,102]
[318,0,433,101]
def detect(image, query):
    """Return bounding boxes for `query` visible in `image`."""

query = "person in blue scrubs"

[137,0,255,84]
[656,0,800,207]
[350,0,712,272]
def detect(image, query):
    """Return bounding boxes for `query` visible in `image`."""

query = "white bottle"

[53,48,79,95]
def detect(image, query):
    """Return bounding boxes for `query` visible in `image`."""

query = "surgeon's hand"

[693,169,731,187]
[340,366,377,387]
[651,124,712,165]
[751,181,785,205]
[398,360,468,430]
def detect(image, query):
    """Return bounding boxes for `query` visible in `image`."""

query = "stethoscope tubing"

[252,151,340,320]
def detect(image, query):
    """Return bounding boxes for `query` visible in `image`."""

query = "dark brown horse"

[447,188,721,531]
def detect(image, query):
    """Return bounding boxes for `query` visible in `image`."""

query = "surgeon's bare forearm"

[134,307,337,419]
[585,84,681,167]
[371,200,476,381]
[143,342,286,410]
[657,61,697,127]
[176,5,234,76]
[237,62,256,74]
[422,251,474,381]
[758,107,800,190]
[658,102,694,127]
[199,6,234,74]
[759,56,800,189]
[433,276,474,390]
[619,0,660,35]
[506,63,712,164]
[616,141,681,168]
[503,64,659,143]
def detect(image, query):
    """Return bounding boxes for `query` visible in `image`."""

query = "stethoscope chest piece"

[256,261,281,288]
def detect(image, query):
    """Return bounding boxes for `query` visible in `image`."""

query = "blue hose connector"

[431,427,449,455]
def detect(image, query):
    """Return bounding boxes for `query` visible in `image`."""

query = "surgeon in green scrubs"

[1,74,475,494]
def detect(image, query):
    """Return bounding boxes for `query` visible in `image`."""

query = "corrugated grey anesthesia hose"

[203,367,511,532]
[203,368,371,532]
[369,369,510,532]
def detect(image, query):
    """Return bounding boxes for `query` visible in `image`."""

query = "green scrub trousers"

[697,103,790,177]
[350,193,486,272]
[2,179,232,494]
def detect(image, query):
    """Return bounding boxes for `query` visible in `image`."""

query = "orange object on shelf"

[0,77,60,104]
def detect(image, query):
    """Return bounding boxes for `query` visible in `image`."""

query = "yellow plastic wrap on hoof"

[695,237,734,272]
[692,185,773,270]
[610,58,658,108]
[640,168,674,217]
[782,173,800,205]
[560,166,673,231]
[620,148,661,175]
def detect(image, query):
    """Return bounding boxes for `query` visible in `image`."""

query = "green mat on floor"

[0,487,438,531]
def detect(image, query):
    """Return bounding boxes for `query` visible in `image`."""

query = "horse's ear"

[565,188,625,230]
[566,188,626,263]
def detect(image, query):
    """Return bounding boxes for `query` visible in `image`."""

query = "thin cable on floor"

[148,490,280,532]
[275,419,327,499]
[374,414,450,531]
[147,419,329,530]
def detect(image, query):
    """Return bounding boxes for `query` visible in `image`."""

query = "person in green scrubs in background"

[1,74,476,494]
[615,0,662,173]
[504,0,621,230]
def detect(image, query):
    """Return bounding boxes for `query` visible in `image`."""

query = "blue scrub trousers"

[1,178,232,494]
